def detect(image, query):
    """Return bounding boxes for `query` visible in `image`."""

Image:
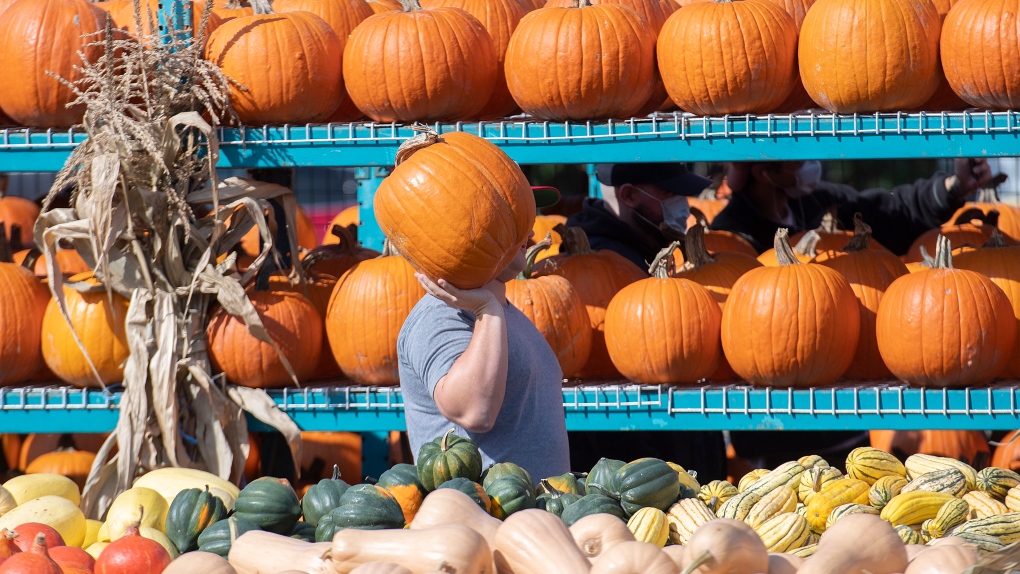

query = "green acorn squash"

[300,464,351,527]
[559,494,626,526]
[485,476,536,519]
[233,476,303,535]
[290,521,316,542]
[538,472,586,496]
[585,458,625,497]
[417,429,483,491]
[165,485,228,553]
[375,463,428,523]
[536,480,582,517]
[437,477,491,513]
[316,483,405,540]
[482,462,535,497]
[615,458,681,516]
[197,515,260,557]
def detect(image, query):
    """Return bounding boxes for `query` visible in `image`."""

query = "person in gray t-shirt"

[397,189,570,483]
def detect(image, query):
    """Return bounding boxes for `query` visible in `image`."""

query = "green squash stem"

[519,233,553,279]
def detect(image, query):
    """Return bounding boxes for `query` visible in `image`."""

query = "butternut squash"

[589,541,677,574]
[494,509,590,574]
[163,551,238,574]
[226,531,332,574]
[569,513,635,559]
[797,514,907,574]
[409,489,501,551]
[903,543,979,574]
[330,525,492,574]
[680,518,768,574]
[768,553,803,574]
[349,564,414,574]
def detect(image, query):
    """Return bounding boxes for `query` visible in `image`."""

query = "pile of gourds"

[0,0,1019,128]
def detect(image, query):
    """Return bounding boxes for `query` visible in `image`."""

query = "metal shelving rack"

[1,5,1019,470]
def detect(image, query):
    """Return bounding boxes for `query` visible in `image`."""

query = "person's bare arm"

[416,275,508,433]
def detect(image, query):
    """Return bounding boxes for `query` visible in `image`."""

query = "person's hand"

[948,158,994,199]
[415,274,501,316]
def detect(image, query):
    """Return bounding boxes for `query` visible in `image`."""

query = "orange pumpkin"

[757,230,819,266]
[954,230,1020,378]
[531,215,566,262]
[991,430,1020,472]
[813,215,908,380]
[342,0,497,122]
[302,225,379,280]
[903,223,992,263]
[534,227,647,380]
[761,0,819,112]
[211,0,253,20]
[504,0,657,120]
[207,271,323,388]
[798,0,941,112]
[0,195,39,246]
[722,229,860,387]
[273,0,374,122]
[605,242,722,383]
[0,226,49,385]
[323,206,360,243]
[674,225,761,383]
[40,273,130,388]
[790,211,888,254]
[237,203,319,258]
[703,231,759,257]
[941,0,1020,110]
[685,199,728,229]
[13,249,91,280]
[951,187,1020,243]
[420,0,526,119]
[658,0,798,115]
[25,448,96,490]
[325,245,425,385]
[374,129,535,290]
[205,0,344,124]
[877,235,1015,387]
[367,0,400,11]
[300,431,361,484]
[505,235,592,378]
[870,430,989,467]
[0,0,106,127]
[110,0,222,39]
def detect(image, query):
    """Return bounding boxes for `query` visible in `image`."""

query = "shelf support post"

[586,164,602,198]
[355,167,389,251]
[158,0,193,48]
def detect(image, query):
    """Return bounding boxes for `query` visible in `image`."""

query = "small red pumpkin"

[0,530,20,565]
[11,524,62,553]
[93,520,170,574]
[47,546,94,573]
[0,533,62,574]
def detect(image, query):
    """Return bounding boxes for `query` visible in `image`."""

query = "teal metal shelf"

[3,111,1020,172]
[4,382,1020,434]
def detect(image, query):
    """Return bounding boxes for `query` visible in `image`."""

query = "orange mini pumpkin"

[534,227,647,380]
[342,0,497,122]
[658,0,798,115]
[813,215,908,380]
[722,229,860,387]
[374,129,535,290]
[0,225,49,386]
[40,273,130,388]
[877,235,1016,387]
[325,244,425,385]
[505,235,592,378]
[205,0,345,124]
[0,195,39,246]
[605,242,722,384]
[504,0,657,120]
[207,270,323,388]
[798,0,941,112]
[903,222,992,263]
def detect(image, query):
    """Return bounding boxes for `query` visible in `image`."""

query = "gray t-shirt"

[398,295,570,483]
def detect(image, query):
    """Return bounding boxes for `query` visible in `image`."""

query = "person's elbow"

[445,406,498,433]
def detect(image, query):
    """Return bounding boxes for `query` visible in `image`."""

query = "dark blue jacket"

[566,198,658,272]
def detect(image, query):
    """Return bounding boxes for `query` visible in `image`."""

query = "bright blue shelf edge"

[2,383,1019,434]
[3,111,1020,172]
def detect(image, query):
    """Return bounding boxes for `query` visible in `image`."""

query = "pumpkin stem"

[519,233,553,279]
[649,241,681,278]
[381,239,399,257]
[559,226,596,255]
[984,228,1009,248]
[395,124,441,164]
[331,464,341,481]
[659,222,686,243]
[681,550,715,574]
[399,0,423,10]
[680,223,717,272]
[0,223,11,264]
[301,224,361,276]
[932,235,954,269]
[842,213,872,253]
[773,228,801,266]
[437,562,455,573]
[572,0,592,7]
[792,230,820,259]
[3,529,16,541]
[440,428,455,452]
[918,245,936,268]
[540,479,562,497]
[249,0,273,14]
[254,259,275,291]
[818,207,840,234]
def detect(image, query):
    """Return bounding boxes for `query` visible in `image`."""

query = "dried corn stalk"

[37,6,305,519]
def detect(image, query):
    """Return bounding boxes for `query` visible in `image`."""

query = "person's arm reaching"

[416,274,508,433]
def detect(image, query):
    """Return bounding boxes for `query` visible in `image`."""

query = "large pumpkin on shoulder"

[374,130,535,289]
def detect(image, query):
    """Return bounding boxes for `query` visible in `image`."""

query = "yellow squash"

[880,491,956,526]
[626,507,669,547]
[3,473,80,506]
[0,495,86,547]
[845,447,906,485]
[804,478,870,532]
[105,486,169,540]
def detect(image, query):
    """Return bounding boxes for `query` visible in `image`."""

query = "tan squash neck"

[774,228,801,266]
